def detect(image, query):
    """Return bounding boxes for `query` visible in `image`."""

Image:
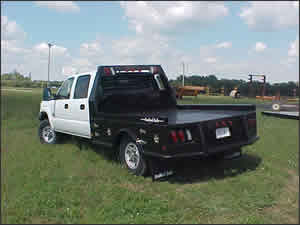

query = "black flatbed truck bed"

[87,65,259,179]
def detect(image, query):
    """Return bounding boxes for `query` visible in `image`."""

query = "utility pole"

[261,75,266,98]
[47,42,53,87]
[248,74,253,98]
[186,63,188,76]
[182,62,185,87]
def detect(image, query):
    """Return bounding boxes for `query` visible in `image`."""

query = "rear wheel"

[38,120,58,144]
[119,136,148,176]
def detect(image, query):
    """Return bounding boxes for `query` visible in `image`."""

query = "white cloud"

[1,40,29,54]
[33,42,68,56]
[293,1,299,9]
[254,42,267,52]
[1,13,298,84]
[1,15,26,41]
[79,41,102,57]
[288,37,299,57]
[62,66,77,76]
[35,1,80,13]
[204,57,217,63]
[240,1,299,31]
[62,58,93,75]
[215,41,232,48]
[120,1,228,34]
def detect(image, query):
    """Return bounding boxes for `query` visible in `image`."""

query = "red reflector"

[170,130,178,143]
[248,119,256,127]
[162,145,167,151]
[222,121,227,127]
[178,130,185,142]
[228,121,233,126]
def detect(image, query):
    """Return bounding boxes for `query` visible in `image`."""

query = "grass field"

[1,89,299,224]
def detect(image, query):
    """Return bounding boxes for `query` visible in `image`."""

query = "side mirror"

[42,87,53,101]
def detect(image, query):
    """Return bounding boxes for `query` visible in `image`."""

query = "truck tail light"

[178,130,185,142]
[170,130,178,143]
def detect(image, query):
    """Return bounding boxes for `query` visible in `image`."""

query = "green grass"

[1,89,299,224]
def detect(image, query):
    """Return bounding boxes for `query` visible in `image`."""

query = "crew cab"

[39,65,259,179]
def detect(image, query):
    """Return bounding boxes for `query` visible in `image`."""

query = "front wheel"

[119,136,148,176]
[38,120,58,144]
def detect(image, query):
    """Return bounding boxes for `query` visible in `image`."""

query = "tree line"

[1,70,62,88]
[1,70,299,97]
[169,74,299,97]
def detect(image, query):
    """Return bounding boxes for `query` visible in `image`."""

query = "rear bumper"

[143,136,259,159]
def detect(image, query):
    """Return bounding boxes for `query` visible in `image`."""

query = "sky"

[1,1,299,83]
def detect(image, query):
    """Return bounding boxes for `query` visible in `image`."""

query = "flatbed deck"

[262,111,299,120]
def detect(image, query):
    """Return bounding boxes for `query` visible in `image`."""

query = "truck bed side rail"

[177,104,256,111]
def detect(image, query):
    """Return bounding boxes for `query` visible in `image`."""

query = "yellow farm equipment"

[175,86,207,99]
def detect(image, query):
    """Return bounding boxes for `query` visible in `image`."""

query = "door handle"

[64,104,68,109]
[80,104,85,110]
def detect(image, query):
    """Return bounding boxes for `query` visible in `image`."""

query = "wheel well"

[40,112,49,121]
[114,131,129,150]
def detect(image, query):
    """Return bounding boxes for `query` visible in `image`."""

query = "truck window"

[102,74,154,94]
[74,75,91,99]
[56,77,74,99]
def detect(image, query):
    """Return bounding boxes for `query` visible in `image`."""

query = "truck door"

[69,74,91,138]
[53,77,75,134]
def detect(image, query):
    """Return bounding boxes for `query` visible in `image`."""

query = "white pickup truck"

[39,65,258,179]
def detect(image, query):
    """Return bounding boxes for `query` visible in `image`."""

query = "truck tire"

[119,136,148,176]
[38,120,58,144]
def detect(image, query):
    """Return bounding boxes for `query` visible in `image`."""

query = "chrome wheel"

[124,142,140,170]
[42,125,55,143]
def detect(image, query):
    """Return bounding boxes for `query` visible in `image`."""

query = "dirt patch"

[119,181,146,193]
[263,170,299,224]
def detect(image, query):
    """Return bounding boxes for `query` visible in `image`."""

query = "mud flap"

[147,157,175,182]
